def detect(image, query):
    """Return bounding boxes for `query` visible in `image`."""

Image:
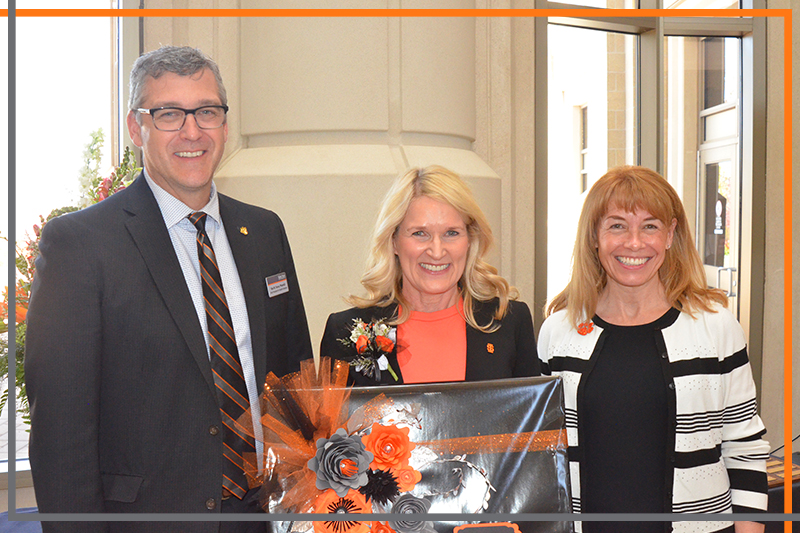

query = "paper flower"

[359,468,400,505]
[391,465,422,493]
[371,523,397,533]
[309,428,374,497]
[314,489,370,533]
[363,423,415,471]
[388,495,435,533]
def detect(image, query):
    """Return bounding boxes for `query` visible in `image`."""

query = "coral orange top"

[396,300,467,384]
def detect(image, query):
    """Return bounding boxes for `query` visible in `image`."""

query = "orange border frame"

[0,7,788,17]
[4,6,793,529]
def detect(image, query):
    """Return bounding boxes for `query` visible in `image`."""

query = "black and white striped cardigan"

[537,304,769,533]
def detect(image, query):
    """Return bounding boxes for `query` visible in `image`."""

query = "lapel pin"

[487,343,495,354]
[239,226,248,235]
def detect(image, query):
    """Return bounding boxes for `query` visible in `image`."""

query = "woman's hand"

[734,521,765,533]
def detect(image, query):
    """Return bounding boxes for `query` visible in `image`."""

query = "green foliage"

[46,206,81,221]
[0,322,29,428]
[78,129,105,206]
[78,129,140,205]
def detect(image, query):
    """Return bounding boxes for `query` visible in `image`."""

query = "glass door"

[697,142,739,315]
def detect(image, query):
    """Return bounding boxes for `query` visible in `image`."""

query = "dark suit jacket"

[24,175,313,532]
[319,298,540,386]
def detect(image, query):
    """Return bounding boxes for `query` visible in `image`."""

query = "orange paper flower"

[391,464,422,492]
[313,489,370,533]
[363,423,415,471]
[371,522,397,533]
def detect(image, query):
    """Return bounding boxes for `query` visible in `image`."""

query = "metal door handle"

[716,267,737,297]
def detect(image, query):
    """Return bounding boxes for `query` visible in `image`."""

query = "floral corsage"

[339,319,399,382]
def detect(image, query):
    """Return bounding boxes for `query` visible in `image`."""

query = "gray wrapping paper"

[266,376,572,533]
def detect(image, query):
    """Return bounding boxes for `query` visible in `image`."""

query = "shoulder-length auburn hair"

[348,165,517,332]
[546,165,727,328]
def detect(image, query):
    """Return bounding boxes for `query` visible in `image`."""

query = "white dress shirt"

[144,172,264,471]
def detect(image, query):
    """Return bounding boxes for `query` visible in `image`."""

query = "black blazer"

[319,298,540,386]
[25,175,313,532]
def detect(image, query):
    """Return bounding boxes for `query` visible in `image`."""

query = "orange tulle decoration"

[238,357,398,513]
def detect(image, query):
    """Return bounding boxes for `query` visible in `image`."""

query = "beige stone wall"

[142,3,520,354]
[606,33,628,168]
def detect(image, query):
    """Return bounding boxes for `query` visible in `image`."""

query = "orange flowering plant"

[0,231,36,423]
[0,130,140,421]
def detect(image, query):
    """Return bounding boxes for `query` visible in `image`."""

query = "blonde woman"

[538,166,769,533]
[321,165,540,386]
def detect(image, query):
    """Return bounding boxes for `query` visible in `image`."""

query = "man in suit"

[25,46,313,532]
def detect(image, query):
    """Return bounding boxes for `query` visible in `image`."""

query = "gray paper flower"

[389,494,436,533]
[308,427,374,497]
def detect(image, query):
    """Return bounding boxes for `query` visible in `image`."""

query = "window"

[14,1,118,237]
[534,4,766,385]
[546,21,637,300]
[5,1,119,469]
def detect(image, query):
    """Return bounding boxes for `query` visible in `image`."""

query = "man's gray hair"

[128,46,227,114]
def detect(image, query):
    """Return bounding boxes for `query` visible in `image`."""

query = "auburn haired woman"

[539,166,769,533]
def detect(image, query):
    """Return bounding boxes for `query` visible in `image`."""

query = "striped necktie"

[188,211,254,500]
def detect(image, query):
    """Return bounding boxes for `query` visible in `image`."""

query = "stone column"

[142,6,501,349]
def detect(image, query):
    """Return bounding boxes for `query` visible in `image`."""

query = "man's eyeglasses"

[136,105,229,132]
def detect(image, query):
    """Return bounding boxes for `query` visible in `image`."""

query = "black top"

[580,308,680,533]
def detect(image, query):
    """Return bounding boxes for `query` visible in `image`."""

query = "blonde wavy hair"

[546,165,727,328]
[348,165,518,332]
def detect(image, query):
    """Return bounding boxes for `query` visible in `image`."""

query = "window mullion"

[639,16,665,172]
[533,0,549,333]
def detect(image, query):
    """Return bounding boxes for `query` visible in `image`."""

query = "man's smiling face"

[127,68,227,209]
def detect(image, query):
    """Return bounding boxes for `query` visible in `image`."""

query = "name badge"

[266,272,289,298]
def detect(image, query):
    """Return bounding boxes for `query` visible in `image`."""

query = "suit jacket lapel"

[122,175,215,391]
[219,196,268,386]
[465,299,496,380]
